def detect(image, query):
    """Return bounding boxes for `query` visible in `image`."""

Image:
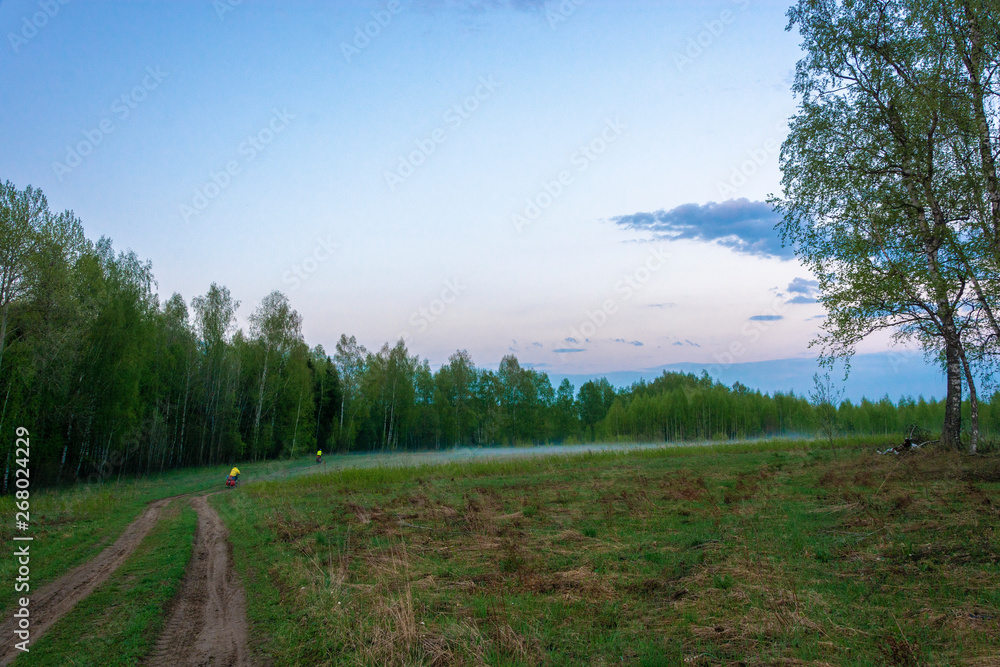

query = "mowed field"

[2,438,999,665]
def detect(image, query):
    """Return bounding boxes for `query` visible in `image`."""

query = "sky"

[0,0,937,398]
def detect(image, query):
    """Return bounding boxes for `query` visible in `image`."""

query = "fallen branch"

[877,438,939,455]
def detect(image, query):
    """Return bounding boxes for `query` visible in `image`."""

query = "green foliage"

[774,0,1000,451]
[589,370,1000,442]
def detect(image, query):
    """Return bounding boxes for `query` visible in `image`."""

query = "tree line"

[592,372,999,443]
[2,180,994,490]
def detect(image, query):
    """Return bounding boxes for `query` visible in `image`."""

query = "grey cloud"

[787,277,819,295]
[554,348,586,353]
[750,315,783,321]
[786,278,820,305]
[613,338,643,347]
[612,198,791,259]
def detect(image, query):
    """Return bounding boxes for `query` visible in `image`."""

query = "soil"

[146,494,251,666]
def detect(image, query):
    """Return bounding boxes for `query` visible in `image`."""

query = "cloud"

[672,339,701,347]
[749,315,783,321]
[553,348,586,353]
[564,337,578,344]
[787,277,819,295]
[613,338,644,347]
[643,302,676,309]
[785,278,819,304]
[408,0,551,34]
[611,198,791,259]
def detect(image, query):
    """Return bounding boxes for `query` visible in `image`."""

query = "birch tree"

[774,0,1000,451]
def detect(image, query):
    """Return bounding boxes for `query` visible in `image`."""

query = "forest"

[1,181,996,489]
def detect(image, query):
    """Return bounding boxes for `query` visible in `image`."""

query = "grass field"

[212,437,1000,665]
[1,437,998,665]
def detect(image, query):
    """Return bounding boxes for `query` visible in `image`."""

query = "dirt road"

[147,494,251,666]
[0,498,172,666]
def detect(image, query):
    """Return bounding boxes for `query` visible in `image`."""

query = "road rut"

[0,498,172,666]
[147,494,251,666]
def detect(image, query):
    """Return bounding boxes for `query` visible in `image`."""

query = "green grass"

[0,457,306,614]
[4,435,996,665]
[13,500,198,666]
[213,435,1000,665]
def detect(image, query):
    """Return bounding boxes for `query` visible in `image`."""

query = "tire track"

[0,498,172,666]
[147,494,251,666]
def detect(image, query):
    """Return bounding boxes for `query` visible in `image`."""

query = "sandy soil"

[0,497,173,666]
[146,494,251,666]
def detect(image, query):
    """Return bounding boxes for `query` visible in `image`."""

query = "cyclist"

[226,466,241,488]
[316,449,323,464]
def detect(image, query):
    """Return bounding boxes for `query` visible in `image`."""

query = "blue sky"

[1,0,928,396]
